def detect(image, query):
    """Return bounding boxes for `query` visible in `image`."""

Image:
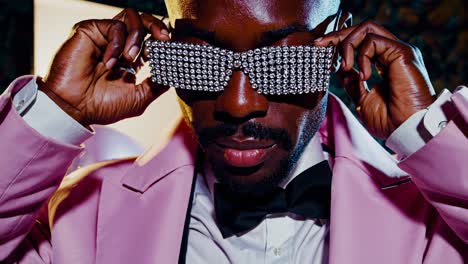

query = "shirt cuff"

[13,77,93,145]
[386,88,459,158]
[385,109,428,158]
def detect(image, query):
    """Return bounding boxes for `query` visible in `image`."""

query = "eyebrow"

[173,23,313,49]
[174,25,219,46]
[259,24,311,46]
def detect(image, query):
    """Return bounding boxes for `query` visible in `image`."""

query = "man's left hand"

[315,20,436,139]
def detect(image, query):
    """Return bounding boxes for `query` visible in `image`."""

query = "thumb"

[336,67,369,107]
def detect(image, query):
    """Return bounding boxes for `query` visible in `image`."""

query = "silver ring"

[119,66,136,75]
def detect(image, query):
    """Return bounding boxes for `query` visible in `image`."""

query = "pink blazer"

[0,76,466,263]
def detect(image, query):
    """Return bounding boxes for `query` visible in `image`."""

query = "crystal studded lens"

[146,40,334,95]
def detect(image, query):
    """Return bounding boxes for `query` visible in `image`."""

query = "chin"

[209,156,292,198]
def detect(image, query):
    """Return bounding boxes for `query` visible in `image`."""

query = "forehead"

[167,0,339,47]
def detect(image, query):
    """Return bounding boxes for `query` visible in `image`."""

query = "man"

[0,0,466,263]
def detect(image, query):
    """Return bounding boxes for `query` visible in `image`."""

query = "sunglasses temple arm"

[333,9,342,33]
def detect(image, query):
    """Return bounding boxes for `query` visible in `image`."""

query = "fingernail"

[160,29,169,36]
[341,59,346,69]
[128,46,139,60]
[106,58,117,69]
[314,37,323,43]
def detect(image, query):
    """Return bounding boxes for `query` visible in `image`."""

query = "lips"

[215,138,276,167]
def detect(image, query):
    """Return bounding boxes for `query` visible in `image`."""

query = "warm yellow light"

[34,0,182,150]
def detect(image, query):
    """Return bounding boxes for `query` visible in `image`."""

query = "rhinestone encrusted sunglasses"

[147,10,342,96]
[147,41,334,95]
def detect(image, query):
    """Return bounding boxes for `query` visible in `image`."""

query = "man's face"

[167,0,339,197]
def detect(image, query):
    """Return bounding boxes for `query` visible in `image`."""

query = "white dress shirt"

[10,77,466,263]
[187,135,331,263]
[13,78,93,145]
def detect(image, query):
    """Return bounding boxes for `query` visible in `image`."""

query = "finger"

[112,8,126,20]
[73,19,127,70]
[114,8,146,62]
[314,25,356,46]
[140,13,170,61]
[314,9,356,45]
[315,21,398,71]
[340,21,398,72]
[357,33,409,81]
[314,26,355,71]
[101,21,127,69]
[336,67,369,108]
[141,13,170,39]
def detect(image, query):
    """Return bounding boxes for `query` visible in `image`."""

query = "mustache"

[197,122,293,151]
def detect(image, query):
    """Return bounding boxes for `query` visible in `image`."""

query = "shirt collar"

[278,134,326,188]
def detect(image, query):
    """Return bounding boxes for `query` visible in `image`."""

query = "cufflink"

[438,120,448,130]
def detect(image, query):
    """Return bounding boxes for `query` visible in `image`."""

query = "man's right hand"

[38,8,170,127]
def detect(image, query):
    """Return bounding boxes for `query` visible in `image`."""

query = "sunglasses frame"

[146,9,342,96]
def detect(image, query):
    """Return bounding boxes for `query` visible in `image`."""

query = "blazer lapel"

[320,94,418,263]
[93,92,412,263]
[178,149,205,264]
[95,122,199,264]
[318,94,410,188]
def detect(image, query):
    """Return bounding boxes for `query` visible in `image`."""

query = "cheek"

[266,103,315,141]
[178,97,217,130]
[177,89,215,125]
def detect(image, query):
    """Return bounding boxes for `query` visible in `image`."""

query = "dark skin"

[38,0,435,194]
[171,1,339,191]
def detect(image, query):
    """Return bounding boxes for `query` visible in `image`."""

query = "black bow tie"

[214,160,332,238]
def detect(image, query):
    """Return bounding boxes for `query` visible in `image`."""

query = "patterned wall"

[341,0,467,91]
[0,0,33,92]
[0,0,465,94]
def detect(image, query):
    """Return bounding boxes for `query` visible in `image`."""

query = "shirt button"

[273,247,282,256]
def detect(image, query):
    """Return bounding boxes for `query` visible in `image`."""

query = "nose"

[215,71,269,123]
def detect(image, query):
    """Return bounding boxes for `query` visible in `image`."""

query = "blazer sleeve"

[398,89,468,244]
[0,77,82,261]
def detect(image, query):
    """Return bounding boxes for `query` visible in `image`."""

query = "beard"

[197,97,327,198]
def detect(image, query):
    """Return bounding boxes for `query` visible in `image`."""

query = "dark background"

[0,0,466,97]
[0,0,34,91]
